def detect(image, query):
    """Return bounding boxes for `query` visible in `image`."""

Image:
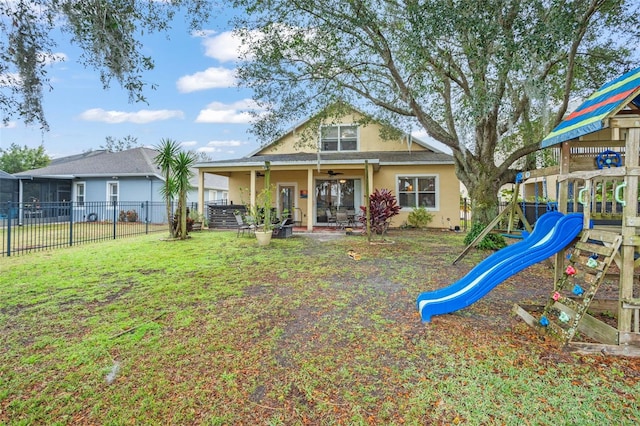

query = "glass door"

[278,185,295,219]
[315,179,361,224]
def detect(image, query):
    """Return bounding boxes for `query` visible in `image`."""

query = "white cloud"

[192,29,216,38]
[179,140,198,147]
[206,140,244,147]
[195,99,261,124]
[78,108,184,124]
[0,121,17,129]
[202,31,243,62]
[176,67,236,93]
[198,146,236,154]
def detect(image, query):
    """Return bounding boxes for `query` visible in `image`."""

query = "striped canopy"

[541,67,640,148]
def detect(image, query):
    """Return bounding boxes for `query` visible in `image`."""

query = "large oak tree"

[0,0,214,130]
[231,0,640,223]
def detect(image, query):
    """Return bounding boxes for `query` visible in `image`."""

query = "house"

[188,173,228,206]
[195,106,460,231]
[12,147,228,223]
[0,170,18,219]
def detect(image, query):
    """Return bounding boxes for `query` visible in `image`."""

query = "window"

[75,182,85,206]
[107,181,119,204]
[320,125,358,151]
[397,176,438,209]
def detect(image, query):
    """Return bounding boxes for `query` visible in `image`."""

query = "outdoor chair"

[234,213,254,237]
[335,211,349,229]
[325,209,337,227]
[346,209,357,227]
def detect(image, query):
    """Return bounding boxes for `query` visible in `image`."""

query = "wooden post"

[619,128,639,334]
[364,160,371,242]
[306,168,314,231]
[554,141,572,284]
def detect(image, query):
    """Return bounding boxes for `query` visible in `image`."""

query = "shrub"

[359,188,401,235]
[126,210,138,222]
[463,222,507,250]
[407,206,434,229]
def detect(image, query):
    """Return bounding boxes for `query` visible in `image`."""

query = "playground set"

[418,67,640,356]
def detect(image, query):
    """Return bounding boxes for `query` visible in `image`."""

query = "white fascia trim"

[379,161,455,166]
[198,159,382,169]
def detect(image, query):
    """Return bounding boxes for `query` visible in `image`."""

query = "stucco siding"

[257,111,428,155]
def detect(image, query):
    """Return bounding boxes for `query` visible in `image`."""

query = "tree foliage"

[155,138,181,238]
[231,0,640,224]
[0,143,50,173]
[154,138,195,240]
[0,0,214,129]
[172,151,196,240]
[100,135,141,152]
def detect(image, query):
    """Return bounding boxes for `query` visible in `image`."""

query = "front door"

[279,185,295,219]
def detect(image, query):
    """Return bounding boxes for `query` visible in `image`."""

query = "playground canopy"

[541,66,640,148]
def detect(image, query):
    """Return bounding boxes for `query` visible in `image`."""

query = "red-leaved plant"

[359,188,401,235]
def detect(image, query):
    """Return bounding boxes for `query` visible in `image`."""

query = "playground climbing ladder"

[538,229,622,344]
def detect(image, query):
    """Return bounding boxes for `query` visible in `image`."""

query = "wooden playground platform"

[511,69,640,356]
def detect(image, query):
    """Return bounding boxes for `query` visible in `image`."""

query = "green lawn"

[1,230,638,425]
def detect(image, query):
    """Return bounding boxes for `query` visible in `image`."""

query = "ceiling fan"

[323,170,344,176]
[245,171,265,177]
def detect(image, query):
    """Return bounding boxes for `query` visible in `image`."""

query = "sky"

[0,5,447,161]
[0,7,264,161]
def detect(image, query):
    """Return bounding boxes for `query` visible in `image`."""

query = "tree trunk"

[454,150,511,226]
[166,199,175,239]
[466,176,502,225]
[180,199,188,240]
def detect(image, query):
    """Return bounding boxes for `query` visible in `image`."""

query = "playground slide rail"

[417,212,584,322]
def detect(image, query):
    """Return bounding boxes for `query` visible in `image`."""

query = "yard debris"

[110,311,166,339]
[347,249,361,260]
[105,361,120,384]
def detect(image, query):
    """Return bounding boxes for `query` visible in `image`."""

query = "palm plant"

[154,138,181,238]
[172,151,196,239]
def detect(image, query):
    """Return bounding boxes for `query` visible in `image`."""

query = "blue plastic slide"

[417,212,584,322]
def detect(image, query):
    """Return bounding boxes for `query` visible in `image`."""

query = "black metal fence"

[0,201,177,257]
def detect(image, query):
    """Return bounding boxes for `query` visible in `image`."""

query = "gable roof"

[246,103,447,157]
[541,67,640,148]
[14,147,163,179]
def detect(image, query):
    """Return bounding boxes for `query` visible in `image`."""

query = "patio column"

[250,170,257,207]
[306,168,313,231]
[198,170,205,216]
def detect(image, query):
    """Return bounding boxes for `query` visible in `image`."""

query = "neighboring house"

[195,105,460,231]
[12,147,228,223]
[188,173,228,205]
[0,170,18,219]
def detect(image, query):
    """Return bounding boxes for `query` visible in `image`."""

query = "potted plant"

[253,161,274,246]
